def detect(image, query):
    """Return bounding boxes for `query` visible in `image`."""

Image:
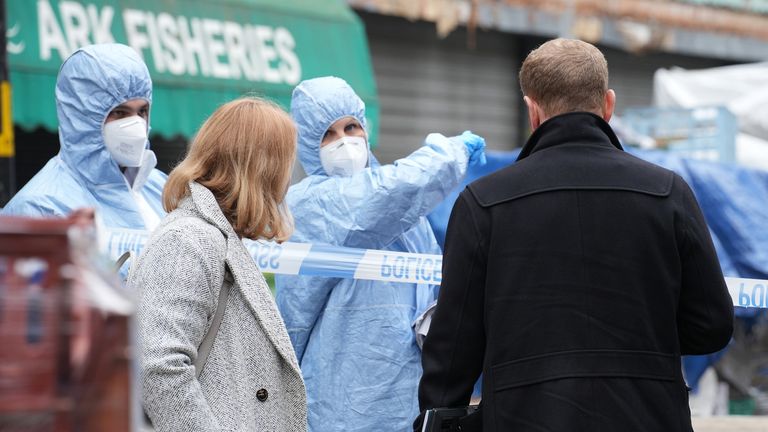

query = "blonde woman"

[129,97,306,431]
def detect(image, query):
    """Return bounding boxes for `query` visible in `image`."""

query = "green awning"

[6,0,379,143]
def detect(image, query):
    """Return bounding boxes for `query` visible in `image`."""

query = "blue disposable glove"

[461,130,487,167]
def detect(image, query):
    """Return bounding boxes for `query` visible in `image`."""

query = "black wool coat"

[417,112,734,432]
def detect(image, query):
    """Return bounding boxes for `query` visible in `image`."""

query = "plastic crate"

[620,106,737,162]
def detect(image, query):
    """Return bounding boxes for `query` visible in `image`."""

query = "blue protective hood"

[56,43,153,186]
[291,76,377,176]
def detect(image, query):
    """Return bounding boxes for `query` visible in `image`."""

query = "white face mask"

[320,135,369,177]
[102,115,148,167]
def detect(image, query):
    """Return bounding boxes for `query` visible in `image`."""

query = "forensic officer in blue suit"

[3,44,166,260]
[275,76,486,432]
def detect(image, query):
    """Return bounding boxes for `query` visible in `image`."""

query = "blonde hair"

[163,97,296,241]
[519,38,609,117]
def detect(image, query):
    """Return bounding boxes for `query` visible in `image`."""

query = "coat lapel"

[186,182,302,375]
[225,238,302,374]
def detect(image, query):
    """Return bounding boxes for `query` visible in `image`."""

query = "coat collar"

[179,181,238,238]
[178,181,302,374]
[517,112,623,161]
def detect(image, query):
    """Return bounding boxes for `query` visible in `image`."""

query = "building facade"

[350,0,768,163]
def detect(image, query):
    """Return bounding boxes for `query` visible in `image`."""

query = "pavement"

[692,417,768,431]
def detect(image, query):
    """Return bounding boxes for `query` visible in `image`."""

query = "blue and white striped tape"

[246,240,443,284]
[105,228,766,308]
[726,277,768,309]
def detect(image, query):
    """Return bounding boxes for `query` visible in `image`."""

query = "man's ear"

[524,96,541,131]
[602,89,616,123]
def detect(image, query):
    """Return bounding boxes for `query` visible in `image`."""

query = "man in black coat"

[415,38,734,432]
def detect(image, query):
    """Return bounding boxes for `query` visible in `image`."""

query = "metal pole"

[0,0,16,207]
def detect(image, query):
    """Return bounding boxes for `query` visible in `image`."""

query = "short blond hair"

[519,38,609,117]
[163,97,296,241]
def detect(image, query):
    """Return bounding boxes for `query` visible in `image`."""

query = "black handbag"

[421,405,481,432]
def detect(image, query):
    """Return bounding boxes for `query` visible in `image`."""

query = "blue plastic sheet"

[427,150,520,250]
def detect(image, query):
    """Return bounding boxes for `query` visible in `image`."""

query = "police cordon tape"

[727,277,768,309]
[245,240,444,284]
[106,228,766,308]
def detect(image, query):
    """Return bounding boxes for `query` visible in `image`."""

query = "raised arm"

[290,132,483,250]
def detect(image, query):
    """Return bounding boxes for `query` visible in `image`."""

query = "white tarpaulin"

[654,62,768,170]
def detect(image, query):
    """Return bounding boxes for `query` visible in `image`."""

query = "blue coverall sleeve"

[295,132,469,250]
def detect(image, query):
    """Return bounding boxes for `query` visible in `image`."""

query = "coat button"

[256,388,268,402]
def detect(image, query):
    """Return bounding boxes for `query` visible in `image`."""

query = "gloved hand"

[460,130,487,167]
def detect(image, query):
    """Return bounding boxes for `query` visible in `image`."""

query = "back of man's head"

[519,38,609,118]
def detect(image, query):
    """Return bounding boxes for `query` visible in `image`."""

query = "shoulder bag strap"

[194,263,232,378]
[115,250,132,271]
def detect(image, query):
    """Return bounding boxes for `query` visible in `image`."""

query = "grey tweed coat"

[130,181,307,431]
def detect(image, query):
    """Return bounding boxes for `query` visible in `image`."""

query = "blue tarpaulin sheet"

[427,150,520,250]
